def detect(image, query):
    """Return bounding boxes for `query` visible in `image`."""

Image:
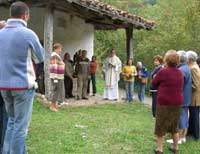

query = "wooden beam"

[44,3,54,100]
[126,26,134,59]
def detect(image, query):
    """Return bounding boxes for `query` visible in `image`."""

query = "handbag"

[141,77,148,84]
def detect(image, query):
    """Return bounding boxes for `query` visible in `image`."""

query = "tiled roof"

[0,0,155,30]
[71,0,155,30]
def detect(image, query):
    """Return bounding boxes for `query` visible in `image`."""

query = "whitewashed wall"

[0,7,94,60]
[54,10,94,60]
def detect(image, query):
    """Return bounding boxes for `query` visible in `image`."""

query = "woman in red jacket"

[151,50,183,154]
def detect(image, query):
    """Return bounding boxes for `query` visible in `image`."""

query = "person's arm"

[65,62,73,79]
[122,66,126,76]
[27,30,44,64]
[50,55,59,81]
[191,68,200,90]
[141,67,149,78]
[151,69,162,89]
[115,58,122,73]
[88,59,91,75]
[132,66,137,76]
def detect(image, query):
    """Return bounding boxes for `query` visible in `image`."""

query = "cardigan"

[0,19,44,90]
[178,63,192,107]
[122,65,137,82]
[50,52,65,80]
[151,67,183,106]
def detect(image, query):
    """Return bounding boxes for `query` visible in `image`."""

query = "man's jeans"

[0,94,7,154]
[125,81,133,102]
[137,82,146,102]
[1,89,35,154]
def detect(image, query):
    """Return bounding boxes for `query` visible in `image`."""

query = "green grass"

[27,101,200,154]
[96,78,104,95]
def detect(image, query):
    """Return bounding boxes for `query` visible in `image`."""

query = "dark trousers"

[0,93,7,153]
[151,92,157,117]
[36,75,45,94]
[64,76,73,98]
[188,106,199,140]
[87,73,96,94]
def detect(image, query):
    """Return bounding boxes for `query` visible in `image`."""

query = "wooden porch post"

[126,26,134,59]
[44,4,54,100]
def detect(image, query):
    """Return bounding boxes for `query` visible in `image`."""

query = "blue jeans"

[137,82,146,102]
[1,89,35,154]
[125,81,133,102]
[91,73,96,94]
[0,94,7,154]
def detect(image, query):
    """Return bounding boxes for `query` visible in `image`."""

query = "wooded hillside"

[95,0,200,71]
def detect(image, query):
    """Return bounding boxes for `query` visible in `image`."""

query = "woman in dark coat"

[150,55,163,117]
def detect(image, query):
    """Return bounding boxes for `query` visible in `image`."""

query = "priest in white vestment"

[102,49,122,100]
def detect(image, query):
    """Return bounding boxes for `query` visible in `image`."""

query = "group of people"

[0,1,200,154]
[102,49,149,102]
[102,49,200,154]
[49,44,98,112]
[151,50,200,154]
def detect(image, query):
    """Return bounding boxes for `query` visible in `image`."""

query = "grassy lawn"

[27,101,200,154]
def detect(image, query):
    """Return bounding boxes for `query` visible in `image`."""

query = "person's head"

[10,2,30,22]
[92,55,96,61]
[110,49,116,57]
[164,50,179,67]
[64,52,70,60]
[127,58,133,66]
[153,55,163,66]
[53,43,62,55]
[177,50,187,64]
[137,61,142,69]
[186,51,198,64]
[0,21,6,29]
[82,50,87,58]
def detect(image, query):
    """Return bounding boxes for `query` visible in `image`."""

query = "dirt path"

[36,88,152,108]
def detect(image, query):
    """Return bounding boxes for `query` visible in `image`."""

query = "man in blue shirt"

[0,21,7,154]
[0,2,44,154]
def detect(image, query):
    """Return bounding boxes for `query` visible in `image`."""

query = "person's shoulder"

[23,28,39,39]
[142,66,148,71]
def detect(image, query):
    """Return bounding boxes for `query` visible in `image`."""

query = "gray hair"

[137,61,142,66]
[177,50,187,63]
[186,51,198,62]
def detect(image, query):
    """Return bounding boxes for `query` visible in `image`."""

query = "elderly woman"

[187,51,200,140]
[150,55,163,117]
[167,50,192,144]
[136,61,149,102]
[50,43,65,112]
[151,50,183,154]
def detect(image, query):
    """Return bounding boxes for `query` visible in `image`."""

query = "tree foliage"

[95,0,200,71]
